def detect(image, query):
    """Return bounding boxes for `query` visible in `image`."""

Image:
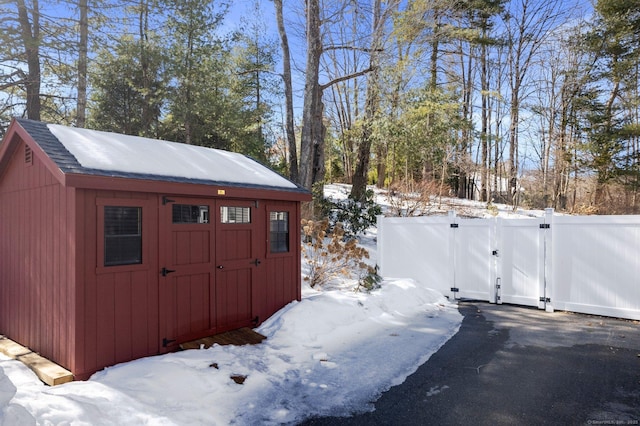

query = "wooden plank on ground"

[0,336,31,358]
[0,335,74,386]
[180,328,266,350]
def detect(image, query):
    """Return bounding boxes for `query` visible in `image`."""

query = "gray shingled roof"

[16,118,307,193]
[17,118,85,174]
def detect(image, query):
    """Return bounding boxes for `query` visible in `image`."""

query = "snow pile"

[47,124,298,189]
[0,280,460,425]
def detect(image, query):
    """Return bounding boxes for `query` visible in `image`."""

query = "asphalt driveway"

[303,302,640,425]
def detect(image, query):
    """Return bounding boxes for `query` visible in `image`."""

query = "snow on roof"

[46,124,298,190]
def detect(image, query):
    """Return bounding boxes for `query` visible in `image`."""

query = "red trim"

[95,197,156,275]
[64,173,311,202]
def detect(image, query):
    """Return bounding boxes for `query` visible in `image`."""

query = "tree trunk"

[457,40,473,199]
[594,78,620,207]
[76,0,88,127]
[310,90,326,185]
[350,0,383,201]
[16,0,41,121]
[480,33,489,202]
[184,30,194,145]
[429,19,439,92]
[274,0,299,183]
[139,0,155,137]
[299,0,323,190]
[375,142,387,188]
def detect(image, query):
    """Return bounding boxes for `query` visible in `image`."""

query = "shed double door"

[159,197,263,350]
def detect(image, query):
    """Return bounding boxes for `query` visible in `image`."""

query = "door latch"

[251,258,261,266]
[161,267,176,276]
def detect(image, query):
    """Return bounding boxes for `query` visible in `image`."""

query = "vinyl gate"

[377,210,640,320]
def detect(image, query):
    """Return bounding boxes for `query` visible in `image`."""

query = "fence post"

[544,208,554,312]
[448,210,458,300]
[494,217,502,304]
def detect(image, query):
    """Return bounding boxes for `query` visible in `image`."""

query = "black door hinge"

[162,196,175,205]
[450,223,459,228]
[539,297,551,303]
[539,223,550,229]
[451,287,459,293]
[162,337,176,347]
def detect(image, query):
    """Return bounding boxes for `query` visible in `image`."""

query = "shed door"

[214,201,263,332]
[159,198,215,349]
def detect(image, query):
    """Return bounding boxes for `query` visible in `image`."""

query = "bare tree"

[76,0,88,127]
[299,0,374,190]
[323,0,363,184]
[350,0,385,201]
[273,0,299,183]
[503,0,563,207]
[139,0,156,137]
[299,0,324,189]
[16,0,41,121]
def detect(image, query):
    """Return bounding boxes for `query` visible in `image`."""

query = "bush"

[309,183,381,238]
[356,265,383,293]
[385,180,438,217]
[301,219,379,289]
[316,188,381,239]
[331,189,382,238]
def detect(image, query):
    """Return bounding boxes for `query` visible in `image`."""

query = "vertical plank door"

[214,200,264,332]
[159,197,215,349]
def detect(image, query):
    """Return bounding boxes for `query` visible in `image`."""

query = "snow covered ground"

[324,182,548,219]
[0,184,481,425]
[0,281,460,425]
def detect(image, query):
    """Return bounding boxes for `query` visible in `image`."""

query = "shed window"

[173,204,209,224]
[221,206,251,224]
[104,206,142,266]
[270,211,289,253]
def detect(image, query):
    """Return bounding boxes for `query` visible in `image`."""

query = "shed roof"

[5,118,306,193]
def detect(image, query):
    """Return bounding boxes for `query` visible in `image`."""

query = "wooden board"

[0,335,73,386]
[180,328,266,350]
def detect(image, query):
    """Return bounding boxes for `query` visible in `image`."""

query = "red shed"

[0,118,311,380]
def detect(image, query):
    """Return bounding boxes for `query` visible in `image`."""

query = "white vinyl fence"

[378,210,640,320]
